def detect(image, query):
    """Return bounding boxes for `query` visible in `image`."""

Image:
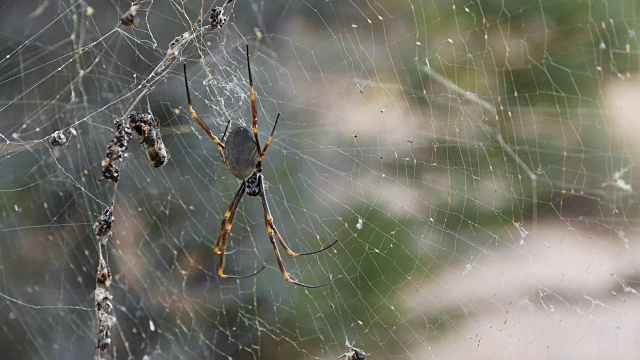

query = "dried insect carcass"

[120,5,139,26]
[128,110,154,141]
[127,111,169,168]
[210,0,234,30]
[145,124,169,168]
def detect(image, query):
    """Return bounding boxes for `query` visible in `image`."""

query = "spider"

[183,45,337,288]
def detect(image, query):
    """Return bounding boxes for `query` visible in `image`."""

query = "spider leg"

[183,64,227,165]
[246,45,280,173]
[216,181,266,279]
[220,119,231,142]
[256,113,280,171]
[258,176,332,288]
[259,176,338,258]
[214,181,245,254]
[246,44,261,152]
[261,113,279,154]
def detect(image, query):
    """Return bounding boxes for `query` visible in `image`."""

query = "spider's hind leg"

[257,175,332,288]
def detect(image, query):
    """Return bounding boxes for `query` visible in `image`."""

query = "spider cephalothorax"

[183,45,337,288]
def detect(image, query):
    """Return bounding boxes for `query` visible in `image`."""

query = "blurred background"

[1,0,639,358]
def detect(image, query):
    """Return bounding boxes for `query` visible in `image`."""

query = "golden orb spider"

[183,45,337,288]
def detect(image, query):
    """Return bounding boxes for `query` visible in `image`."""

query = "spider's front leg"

[183,64,228,166]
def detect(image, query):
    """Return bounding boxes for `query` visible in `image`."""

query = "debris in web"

[94,206,114,239]
[99,117,133,183]
[49,130,68,147]
[615,228,630,249]
[89,22,197,350]
[162,32,191,70]
[601,163,634,192]
[128,111,155,140]
[128,111,169,168]
[94,206,116,352]
[514,222,529,245]
[120,5,139,27]
[338,341,367,360]
[210,0,234,30]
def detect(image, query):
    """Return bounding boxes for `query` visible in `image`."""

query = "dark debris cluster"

[94,112,168,352]
[210,0,234,30]
[93,206,114,240]
[93,206,116,352]
[99,117,132,183]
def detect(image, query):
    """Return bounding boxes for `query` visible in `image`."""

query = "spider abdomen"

[223,126,258,180]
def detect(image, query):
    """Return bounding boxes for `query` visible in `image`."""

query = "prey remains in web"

[183,45,338,288]
[119,5,139,27]
[128,110,169,168]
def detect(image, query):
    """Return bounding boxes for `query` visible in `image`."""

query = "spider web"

[1,0,639,358]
